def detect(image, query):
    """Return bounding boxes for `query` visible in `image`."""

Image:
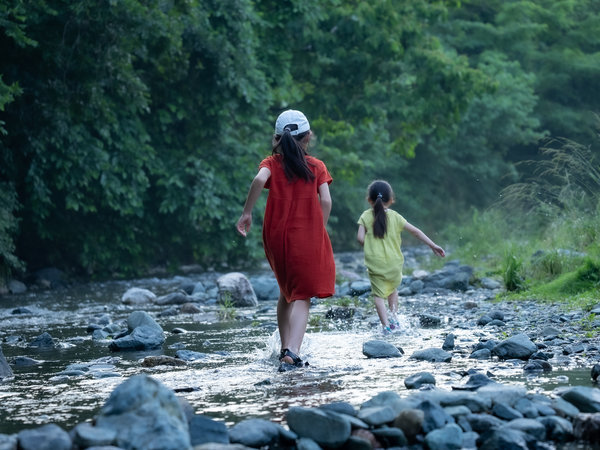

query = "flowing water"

[0,274,596,435]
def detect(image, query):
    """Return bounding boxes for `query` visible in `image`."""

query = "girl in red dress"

[237,110,335,371]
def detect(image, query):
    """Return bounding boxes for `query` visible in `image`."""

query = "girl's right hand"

[432,245,446,257]
[236,213,252,237]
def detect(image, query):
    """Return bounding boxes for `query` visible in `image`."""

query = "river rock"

[17,423,71,450]
[362,340,402,358]
[11,356,41,367]
[371,427,407,447]
[573,413,600,441]
[71,422,117,448]
[479,427,530,450]
[229,418,295,448]
[176,350,209,361]
[141,355,187,367]
[181,302,202,314]
[121,287,156,305]
[350,280,371,296]
[0,345,13,381]
[287,406,351,447]
[155,291,193,305]
[418,399,453,433]
[217,272,258,307]
[251,276,280,300]
[404,372,436,389]
[189,415,230,446]
[357,405,397,426]
[469,348,491,360]
[7,279,26,294]
[424,423,463,450]
[418,314,442,327]
[504,417,547,440]
[491,333,537,360]
[592,364,600,381]
[108,311,165,351]
[94,374,191,449]
[538,415,574,442]
[393,409,424,438]
[560,386,600,412]
[442,333,455,350]
[410,348,452,363]
[28,332,56,349]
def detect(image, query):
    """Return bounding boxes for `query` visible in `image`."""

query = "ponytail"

[372,195,387,238]
[273,129,315,182]
[367,180,393,238]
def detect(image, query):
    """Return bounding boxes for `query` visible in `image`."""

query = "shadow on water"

[0,276,598,436]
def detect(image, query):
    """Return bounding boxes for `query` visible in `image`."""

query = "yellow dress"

[357,209,407,298]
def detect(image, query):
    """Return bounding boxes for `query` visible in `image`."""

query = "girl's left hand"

[432,245,445,257]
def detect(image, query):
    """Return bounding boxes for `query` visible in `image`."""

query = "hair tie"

[377,193,383,199]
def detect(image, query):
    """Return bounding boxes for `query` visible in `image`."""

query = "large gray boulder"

[560,386,600,413]
[94,374,191,450]
[492,333,537,360]
[410,348,452,363]
[121,287,156,305]
[217,272,258,307]
[287,406,352,448]
[109,311,165,351]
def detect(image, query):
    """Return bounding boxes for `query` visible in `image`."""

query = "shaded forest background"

[1,0,599,282]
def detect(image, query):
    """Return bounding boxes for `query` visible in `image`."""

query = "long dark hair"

[367,180,393,238]
[272,126,315,182]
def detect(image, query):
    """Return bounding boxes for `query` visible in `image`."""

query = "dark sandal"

[278,348,308,372]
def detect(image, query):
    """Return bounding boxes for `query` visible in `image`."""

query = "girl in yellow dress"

[357,180,446,334]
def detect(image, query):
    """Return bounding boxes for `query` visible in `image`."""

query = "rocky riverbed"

[1,250,600,449]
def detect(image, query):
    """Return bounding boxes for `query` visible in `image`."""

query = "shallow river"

[0,274,595,435]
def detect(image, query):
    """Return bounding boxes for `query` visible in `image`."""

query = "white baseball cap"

[274,110,310,136]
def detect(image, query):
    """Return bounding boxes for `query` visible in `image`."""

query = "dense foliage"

[1,0,599,281]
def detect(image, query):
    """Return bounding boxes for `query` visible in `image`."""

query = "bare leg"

[388,289,398,315]
[374,296,389,327]
[277,294,310,362]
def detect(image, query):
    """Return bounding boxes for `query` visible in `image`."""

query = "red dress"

[259,154,336,302]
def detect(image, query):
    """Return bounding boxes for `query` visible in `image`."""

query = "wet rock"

[362,340,402,358]
[504,417,546,440]
[250,276,280,300]
[217,272,258,307]
[524,360,552,372]
[492,402,523,420]
[121,287,156,305]
[349,429,380,449]
[11,307,32,314]
[350,280,371,296]
[141,355,187,367]
[94,374,191,449]
[573,413,600,441]
[0,345,13,381]
[10,356,40,367]
[371,427,407,447]
[326,307,355,320]
[486,319,505,327]
[71,422,117,448]
[479,427,530,450]
[31,267,67,289]
[442,333,455,350]
[560,386,600,412]
[108,311,165,351]
[0,434,17,449]
[491,333,537,360]
[418,314,441,327]
[155,291,193,306]
[180,303,202,314]
[286,406,351,448]
[393,409,424,439]
[189,415,229,446]
[357,405,397,426]
[319,402,357,417]
[7,279,26,294]
[424,423,463,450]
[17,423,71,450]
[592,364,600,381]
[453,373,496,391]
[538,415,573,442]
[175,350,209,361]
[410,348,452,363]
[418,399,453,433]
[463,301,478,309]
[158,306,180,317]
[469,348,491,360]
[28,332,56,349]
[481,277,502,290]
[409,279,424,293]
[464,413,504,433]
[477,315,492,326]
[229,418,294,448]
[404,372,436,389]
